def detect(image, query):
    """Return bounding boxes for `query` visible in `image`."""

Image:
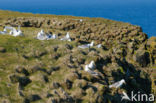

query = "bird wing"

[87,70,99,76]
[78,44,89,49]
[5,26,14,30]
[109,81,120,88]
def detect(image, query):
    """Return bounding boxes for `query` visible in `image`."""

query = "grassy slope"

[0,10,155,103]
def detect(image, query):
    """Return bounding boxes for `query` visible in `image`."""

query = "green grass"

[0,10,155,103]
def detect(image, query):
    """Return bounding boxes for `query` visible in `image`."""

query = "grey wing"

[5,26,14,30]
[88,70,99,76]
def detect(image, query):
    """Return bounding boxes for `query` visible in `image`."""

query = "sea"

[0,0,156,37]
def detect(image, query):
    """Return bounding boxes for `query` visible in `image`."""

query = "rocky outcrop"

[0,10,155,103]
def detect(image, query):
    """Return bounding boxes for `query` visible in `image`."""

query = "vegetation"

[0,10,155,103]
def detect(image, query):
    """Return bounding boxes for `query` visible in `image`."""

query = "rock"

[147,37,156,64]
[133,50,150,67]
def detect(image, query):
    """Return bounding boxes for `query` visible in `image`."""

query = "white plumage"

[78,41,94,49]
[37,29,59,40]
[37,29,48,40]
[88,60,95,70]
[96,44,102,48]
[8,26,24,37]
[79,19,83,22]
[52,34,57,39]
[84,65,90,71]
[13,26,24,37]
[109,79,126,88]
[60,32,71,41]
[0,27,7,34]
[84,61,98,76]
[46,33,58,40]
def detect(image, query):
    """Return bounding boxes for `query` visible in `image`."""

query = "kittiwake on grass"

[84,61,99,76]
[60,32,71,41]
[109,79,126,88]
[78,41,94,49]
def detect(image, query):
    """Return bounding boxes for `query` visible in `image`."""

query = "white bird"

[121,91,130,101]
[52,34,57,39]
[5,26,14,30]
[79,19,83,22]
[9,30,13,35]
[109,79,126,88]
[3,26,13,35]
[0,27,7,34]
[84,65,89,71]
[60,32,71,41]
[84,65,98,76]
[84,60,99,76]
[13,26,24,37]
[96,44,102,48]
[78,41,94,49]
[88,61,95,70]
[37,29,47,40]
[8,26,23,37]
[47,34,57,40]
[2,26,14,35]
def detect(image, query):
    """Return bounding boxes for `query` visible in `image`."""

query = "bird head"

[90,60,95,65]
[66,32,70,38]
[90,41,94,47]
[88,60,95,69]
[41,29,44,33]
[18,25,21,31]
[84,65,89,71]
[121,79,126,84]
[3,27,7,32]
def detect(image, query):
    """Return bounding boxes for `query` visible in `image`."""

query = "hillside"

[0,10,155,103]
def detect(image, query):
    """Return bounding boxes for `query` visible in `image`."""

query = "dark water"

[0,0,156,37]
